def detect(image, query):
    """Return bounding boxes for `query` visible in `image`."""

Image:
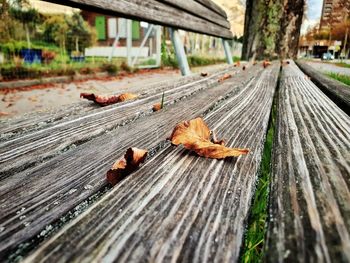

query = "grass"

[241,93,277,263]
[327,72,350,86]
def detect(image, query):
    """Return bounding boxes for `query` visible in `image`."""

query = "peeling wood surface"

[20,64,280,262]
[0,64,268,259]
[266,61,350,262]
[42,0,233,39]
[0,67,240,176]
[296,60,350,115]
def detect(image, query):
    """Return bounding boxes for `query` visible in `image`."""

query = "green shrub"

[101,63,118,75]
[327,72,350,86]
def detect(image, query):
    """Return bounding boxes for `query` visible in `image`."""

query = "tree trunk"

[242,0,305,60]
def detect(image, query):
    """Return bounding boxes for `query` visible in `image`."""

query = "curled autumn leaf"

[169,117,249,159]
[80,92,138,106]
[107,148,148,186]
[201,72,208,77]
[218,73,232,83]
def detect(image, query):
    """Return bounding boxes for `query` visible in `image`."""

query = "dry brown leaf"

[201,72,208,77]
[80,92,138,106]
[0,111,10,117]
[169,117,249,159]
[263,60,271,68]
[153,103,162,112]
[218,73,232,83]
[235,61,241,67]
[107,147,148,186]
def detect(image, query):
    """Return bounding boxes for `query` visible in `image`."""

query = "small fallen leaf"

[218,73,232,83]
[263,60,271,68]
[234,61,241,67]
[201,72,208,77]
[169,118,249,159]
[107,148,148,186]
[153,103,162,112]
[0,111,10,117]
[80,92,138,106]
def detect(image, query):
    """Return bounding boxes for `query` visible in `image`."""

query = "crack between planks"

[239,64,282,263]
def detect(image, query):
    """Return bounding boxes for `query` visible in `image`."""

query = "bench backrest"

[42,0,233,39]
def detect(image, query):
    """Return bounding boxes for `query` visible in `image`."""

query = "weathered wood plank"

[0,67,229,142]
[42,0,233,39]
[156,0,230,29]
[0,66,238,176]
[296,60,350,115]
[265,61,350,262]
[0,65,265,259]
[195,0,228,18]
[21,64,280,262]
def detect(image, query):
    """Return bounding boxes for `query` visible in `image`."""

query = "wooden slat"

[0,67,238,176]
[195,0,228,18]
[42,0,233,39]
[0,68,228,142]
[0,65,264,258]
[296,60,350,115]
[265,61,350,262]
[21,64,280,262]
[156,0,230,29]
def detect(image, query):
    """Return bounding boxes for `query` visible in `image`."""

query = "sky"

[301,0,324,34]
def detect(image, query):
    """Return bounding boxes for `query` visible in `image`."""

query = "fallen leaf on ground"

[234,61,241,67]
[201,72,208,77]
[218,73,232,83]
[107,148,148,186]
[263,60,271,68]
[80,92,138,106]
[168,117,249,159]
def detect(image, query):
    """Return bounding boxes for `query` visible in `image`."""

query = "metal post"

[169,28,191,76]
[131,24,154,67]
[108,34,120,62]
[156,26,161,67]
[222,39,233,65]
[126,19,132,66]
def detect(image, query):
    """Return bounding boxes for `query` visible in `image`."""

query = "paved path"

[304,61,350,76]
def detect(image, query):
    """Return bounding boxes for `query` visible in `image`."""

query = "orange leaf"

[153,103,162,112]
[263,60,271,68]
[169,118,249,159]
[107,148,148,186]
[235,61,241,67]
[80,92,138,106]
[218,73,232,83]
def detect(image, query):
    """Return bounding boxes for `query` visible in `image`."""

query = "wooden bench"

[266,61,350,262]
[0,63,280,262]
[1,64,277,260]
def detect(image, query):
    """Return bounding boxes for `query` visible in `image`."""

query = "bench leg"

[222,39,233,64]
[169,28,191,76]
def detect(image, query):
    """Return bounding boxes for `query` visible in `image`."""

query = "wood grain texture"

[21,64,280,262]
[195,0,227,18]
[0,67,238,176]
[155,0,230,29]
[0,65,265,259]
[265,61,350,262]
[296,60,350,115]
[42,0,233,38]
[0,67,228,142]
